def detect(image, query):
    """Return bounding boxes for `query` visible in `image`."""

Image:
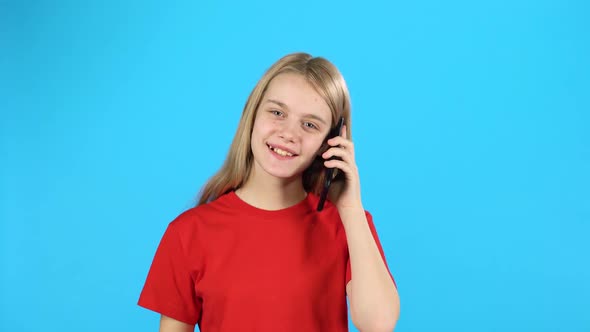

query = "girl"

[138,53,400,332]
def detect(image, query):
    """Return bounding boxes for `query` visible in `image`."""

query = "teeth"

[268,145,293,157]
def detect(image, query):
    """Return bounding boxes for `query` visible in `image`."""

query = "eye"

[303,122,318,130]
[270,109,284,117]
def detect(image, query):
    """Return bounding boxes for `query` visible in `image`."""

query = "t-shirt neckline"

[225,190,315,217]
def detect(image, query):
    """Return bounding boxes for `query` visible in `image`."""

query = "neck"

[235,169,307,211]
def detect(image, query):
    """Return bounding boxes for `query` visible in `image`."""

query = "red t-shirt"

[138,191,395,331]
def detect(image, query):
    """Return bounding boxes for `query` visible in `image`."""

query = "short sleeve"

[346,210,397,289]
[138,222,202,325]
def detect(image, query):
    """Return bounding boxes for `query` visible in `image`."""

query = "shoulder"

[162,193,236,256]
[168,192,237,231]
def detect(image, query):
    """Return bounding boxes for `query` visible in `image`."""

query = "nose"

[278,119,299,142]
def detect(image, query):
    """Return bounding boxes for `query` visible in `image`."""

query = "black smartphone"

[317,117,345,211]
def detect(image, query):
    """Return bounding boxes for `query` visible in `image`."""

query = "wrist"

[338,204,365,225]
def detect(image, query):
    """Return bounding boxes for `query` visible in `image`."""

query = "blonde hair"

[196,52,352,205]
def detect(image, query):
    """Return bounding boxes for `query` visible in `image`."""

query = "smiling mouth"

[266,144,297,157]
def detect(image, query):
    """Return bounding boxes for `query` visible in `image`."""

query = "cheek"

[250,125,265,150]
[306,138,326,156]
[251,119,267,137]
[254,117,279,134]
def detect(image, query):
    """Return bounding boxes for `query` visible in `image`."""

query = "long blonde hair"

[196,52,352,205]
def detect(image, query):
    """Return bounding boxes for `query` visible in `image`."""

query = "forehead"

[262,73,332,123]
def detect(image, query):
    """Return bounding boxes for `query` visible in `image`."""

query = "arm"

[321,126,400,332]
[160,315,195,332]
[138,222,202,331]
[343,208,400,332]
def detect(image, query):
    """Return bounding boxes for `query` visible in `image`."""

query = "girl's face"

[250,73,333,182]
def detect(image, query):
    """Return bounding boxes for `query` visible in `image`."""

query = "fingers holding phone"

[322,131,354,166]
[321,121,363,211]
[322,124,356,179]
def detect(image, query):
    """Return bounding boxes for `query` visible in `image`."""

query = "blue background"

[1,0,588,331]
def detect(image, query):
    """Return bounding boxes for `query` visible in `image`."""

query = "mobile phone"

[317,117,345,211]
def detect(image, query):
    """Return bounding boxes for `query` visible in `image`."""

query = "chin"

[256,160,309,182]
[264,167,303,181]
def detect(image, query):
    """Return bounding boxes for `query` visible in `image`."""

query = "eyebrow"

[265,99,329,125]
